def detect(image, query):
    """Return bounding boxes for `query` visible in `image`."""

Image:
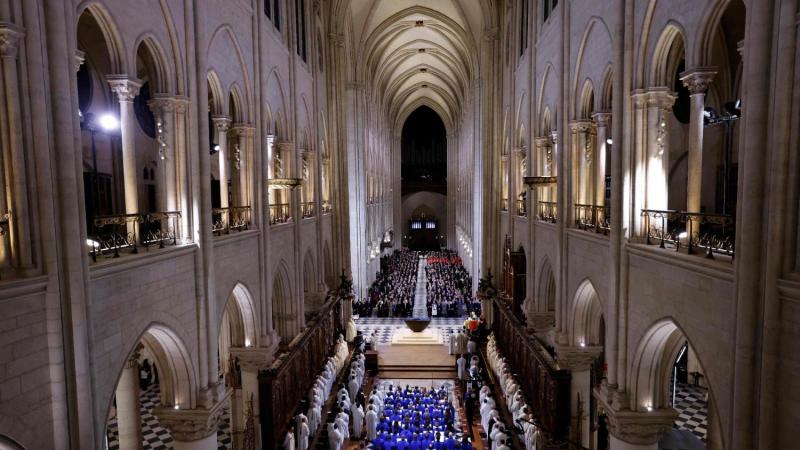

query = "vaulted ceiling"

[343,1,489,131]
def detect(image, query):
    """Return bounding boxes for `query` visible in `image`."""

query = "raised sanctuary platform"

[391,327,442,345]
[376,343,455,380]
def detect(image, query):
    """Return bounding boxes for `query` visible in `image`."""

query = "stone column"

[569,121,594,223]
[592,112,612,207]
[604,408,678,450]
[231,124,255,208]
[108,76,143,217]
[212,116,232,209]
[679,69,716,222]
[230,347,273,450]
[631,91,648,235]
[645,88,676,212]
[116,347,143,450]
[148,96,178,214]
[0,23,33,269]
[155,400,227,450]
[557,345,603,449]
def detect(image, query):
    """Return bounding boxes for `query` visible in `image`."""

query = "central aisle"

[413,256,428,317]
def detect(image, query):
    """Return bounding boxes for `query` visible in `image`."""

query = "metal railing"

[574,204,610,235]
[301,202,315,218]
[516,199,527,217]
[269,203,291,225]
[212,206,252,236]
[641,209,735,259]
[89,211,181,261]
[537,201,558,223]
[321,200,332,215]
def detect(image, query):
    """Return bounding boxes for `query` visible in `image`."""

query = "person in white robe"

[298,417,310,450]
[346,318,357,342]
[467,338,477,354]
[335,412,349,440]
[352,403,364,439]
[448,333,455,354]
[365,405,379,440]
[348,374,359,399]
[329,424,344,450]
[283,427,295,450]
[456,330,468,354]
[456,355,467,380]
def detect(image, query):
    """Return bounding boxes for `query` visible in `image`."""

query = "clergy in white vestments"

[283,427,295,450]
[346,318,357,342]
[467,338,477,354]
[298,417,310,450]
[365,405,379,439]
[348,374,359,399]
[351,403,364,439]
[457,354,467,380]
[329,424,344,450]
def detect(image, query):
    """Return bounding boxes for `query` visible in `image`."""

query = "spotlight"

[97,113,119,131]
[210,144,220,155]
[605,138,613,145]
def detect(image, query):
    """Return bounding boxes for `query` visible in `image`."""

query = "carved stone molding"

[592,111,612,127]
[328,33,345,47]
[148,95,178,114]
[230,346,274,372]
[603,407,678,445]
[174,96,190,114]
[154,396,229,442]
[569,120,594,134]
[555,345,603,371]
[645,87,677,110]
[274,141,295,153]
[211,115,232,132]
[231,123,256,137]
[0,23,24,59]
[74,49,86,73]
[679,67,717,95]
[125,343,144,369]
[107,75,143,102]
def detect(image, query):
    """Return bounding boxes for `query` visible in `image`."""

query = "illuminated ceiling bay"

[344,0,488,129]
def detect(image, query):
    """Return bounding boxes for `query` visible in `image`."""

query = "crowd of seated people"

[425,250,477,318]
[367,382,473,450]
[355,250,419,318]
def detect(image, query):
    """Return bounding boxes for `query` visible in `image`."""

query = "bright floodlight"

[98,113,119,131]
[606,138,613,145]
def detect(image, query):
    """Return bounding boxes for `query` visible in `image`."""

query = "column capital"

[604,407,678,445]
[107,75,143,102]
[125,343,144,369]
[274,141,295,152]
[555,344,603,371]
[645,87,677,110]
[592,111,612,127]
[230,346,275,372]
[549,131,559,144]
[679,67,717,95]
[569,120,595,133]
[513,146,527,157]
[534,135,553,147]
[74,49,86,73]
[0,23,24,59]
[211,115,232,131]
[148,94,179,114]
[154,396,229,442]
[231,123,256,136]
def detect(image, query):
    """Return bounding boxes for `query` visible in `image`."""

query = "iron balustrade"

[212,206,252,235]
[301,202,315,218]
[89,211,181,261]
[516,199,527,217]
[574,204,610,235]
[321,200,332,214]
[641,209,735,259]
[269,203,291,225]
[537,201,558,223]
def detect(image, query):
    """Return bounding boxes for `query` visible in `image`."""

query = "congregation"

[357,251,419,317]
[424,251,477,318]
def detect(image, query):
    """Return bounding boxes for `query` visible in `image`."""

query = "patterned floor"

[355,317,466,345]
[106,383,232,450]
[672,382,708,442]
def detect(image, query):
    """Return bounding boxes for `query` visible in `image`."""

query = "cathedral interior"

[0,0,797,449]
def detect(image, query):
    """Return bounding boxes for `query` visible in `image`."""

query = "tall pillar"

[116,347,143,450]
[557,345,603,449]
[569,121,593,215]
[231,347,273,450]
[0,23,33,269]
[592,113,612,207]
[679,69,716,219]
[212,116,232,209]
[231,124,255,208]
[644,88,676,212]
[155,400,227,450]
[108,76,143,217]
[148,96,179,214]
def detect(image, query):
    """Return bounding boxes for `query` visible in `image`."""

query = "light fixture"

[174,404,180,410]
[579,340,586,348]
[606,138,613,145]
[245,338,251,347]
[98,113,119,131]
[645,403,653,412]
[678,231,687,239]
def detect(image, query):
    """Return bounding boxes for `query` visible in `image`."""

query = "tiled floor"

[672,382,708,442]
[356,317,466,346]
[106,383,232,450]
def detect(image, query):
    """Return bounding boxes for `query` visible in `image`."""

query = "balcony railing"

[501,198,509,211]
[516,199,527,217]
[301,202,315,218]
[574,203,610,235]
[212,206,252,236]
[269,203,291,225]
[641,209,735,259]
[89,211,181,261]
[537,201,558,223]
[321,200,332,215]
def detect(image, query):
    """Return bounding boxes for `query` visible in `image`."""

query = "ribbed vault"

[336,1,489,130]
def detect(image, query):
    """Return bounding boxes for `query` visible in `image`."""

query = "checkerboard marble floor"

[672,382,708,442]
[106,383,232,450]
[355,317,466,345]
